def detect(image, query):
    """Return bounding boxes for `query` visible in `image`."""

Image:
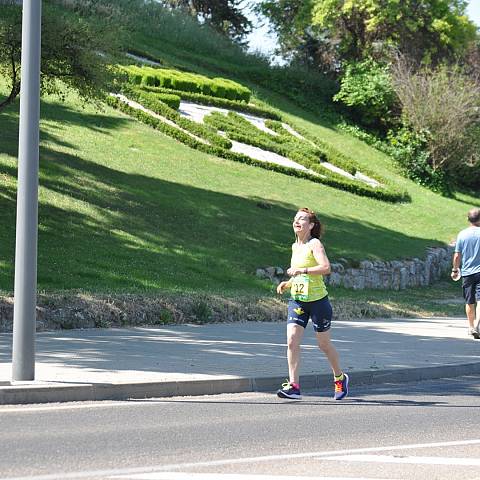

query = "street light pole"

[12,0,42,382]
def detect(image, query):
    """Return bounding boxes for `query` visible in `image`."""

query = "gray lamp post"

[12,0,42,381]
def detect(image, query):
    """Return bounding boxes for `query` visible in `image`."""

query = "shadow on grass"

[0,93,443,293]
[0,97,131,159]
[0,143,443,293]
[453,188,480,207]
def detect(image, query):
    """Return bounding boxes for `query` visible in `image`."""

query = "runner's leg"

[287,323,304,384]
[316,330,342,377]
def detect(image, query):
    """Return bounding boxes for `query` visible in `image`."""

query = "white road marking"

[109,473,393,480]
[322,454,480,466]
[0,401,158,414]
[3,439,480,480]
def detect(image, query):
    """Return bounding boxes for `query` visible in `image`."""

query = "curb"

[1,361,480,405]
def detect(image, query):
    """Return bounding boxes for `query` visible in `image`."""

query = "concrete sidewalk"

[0,317,479,404]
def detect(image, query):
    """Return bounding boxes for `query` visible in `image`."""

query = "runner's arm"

[308,239,331,275]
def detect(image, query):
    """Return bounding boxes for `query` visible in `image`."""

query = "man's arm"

[451,252,462,279]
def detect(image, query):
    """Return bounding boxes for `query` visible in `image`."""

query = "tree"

[0,0,123,112]
[392,58,480,177]
[162,0,252,42]
[258,0,478,70]
[257,0,338,70]
[312,0,478,65]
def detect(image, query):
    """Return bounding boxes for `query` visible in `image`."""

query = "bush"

[202,111,408,202]
[140,85,281,119]
[204,111,322,164]
[123,89,231,149]
[387,127,451,195]
[107,95,410,203]
[334,60,397,128]
[454,162,480,190]
[152,92,181,110]
[121,65,251,102]
[392,60,480,180]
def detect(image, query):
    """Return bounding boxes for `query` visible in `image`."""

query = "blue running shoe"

[277,380,302,400]
[334,373,349,400]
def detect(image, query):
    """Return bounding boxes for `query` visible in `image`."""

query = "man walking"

[452,207,480,339]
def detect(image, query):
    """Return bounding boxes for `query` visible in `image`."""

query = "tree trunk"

[0,45,21,112]
[0,81,21,112]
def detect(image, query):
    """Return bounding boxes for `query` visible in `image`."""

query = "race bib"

[291,274,310,301]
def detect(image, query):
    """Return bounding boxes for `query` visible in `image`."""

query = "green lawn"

[0,86,477,298]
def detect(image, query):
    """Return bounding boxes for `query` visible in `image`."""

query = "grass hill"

[0,1,477,322]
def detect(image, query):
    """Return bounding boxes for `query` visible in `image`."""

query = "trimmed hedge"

[204,111,409,202]
[291,122,403,191]
[204,111,322,164]
[108,95,409,203]
[149,92,181,110]
[265,119,356,175]
[122,65,251,102]
[265,119,408,200]
[121,89,232,150]
[140,85,281,120]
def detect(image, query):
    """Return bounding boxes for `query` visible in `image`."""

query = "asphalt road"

[1,376,480,480]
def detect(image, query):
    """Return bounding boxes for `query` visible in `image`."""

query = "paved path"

[0,317,479,404]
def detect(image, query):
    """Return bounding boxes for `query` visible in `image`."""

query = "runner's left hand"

[287,267,303,276]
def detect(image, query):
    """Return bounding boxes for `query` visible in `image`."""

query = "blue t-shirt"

[455,226,480,276]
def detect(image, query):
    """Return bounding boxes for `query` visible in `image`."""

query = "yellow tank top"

[290,240,328,302]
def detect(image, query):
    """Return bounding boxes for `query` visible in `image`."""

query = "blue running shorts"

[287,295,332,332]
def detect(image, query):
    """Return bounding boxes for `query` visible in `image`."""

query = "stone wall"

[256,245,454,291]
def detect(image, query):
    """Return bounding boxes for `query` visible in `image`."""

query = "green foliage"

[190,299,213,323]
[259,0,478,70]
[392,61,480,183]
[336,122,389,153]
[162,0,252,42]
[387,127,451,195]
[122,87,232,149]
[454,161,480,190]
[313,0,478,64]
[338,121,453,195]
[122,65,251,102]
[139,84,281,119]
[205,111,323,164]
[201,109,408,202]
[117,1,337,114]
[0,0,123,112]
[107,95,409,203]
[333,60,397,127]
[145,91,181,110]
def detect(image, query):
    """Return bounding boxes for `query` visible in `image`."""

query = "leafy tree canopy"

[160,0,252,42]
[259,0,478,69]
[0,0,124,112]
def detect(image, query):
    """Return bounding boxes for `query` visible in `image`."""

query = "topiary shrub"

[121,65,252,102]
[142,74,158,87]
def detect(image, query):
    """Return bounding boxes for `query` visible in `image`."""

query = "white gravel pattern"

[113,94,209,145]
[230,140,310,171]
[115,91,379,185]
[123,52,381,188]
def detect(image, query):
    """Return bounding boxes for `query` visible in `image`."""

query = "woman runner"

[276,208,349,400]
